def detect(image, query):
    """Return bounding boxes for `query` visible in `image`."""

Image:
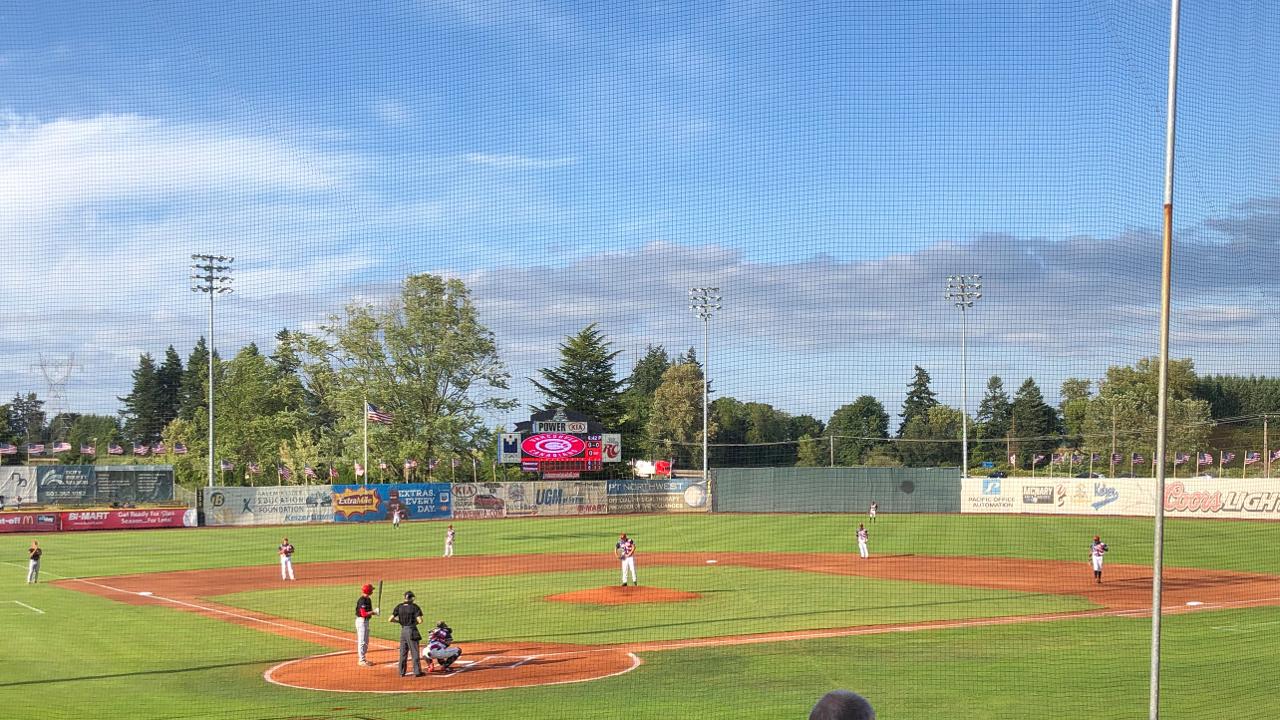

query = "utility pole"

[191,254,234,489]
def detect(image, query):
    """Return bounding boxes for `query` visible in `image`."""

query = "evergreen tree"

[620,345,670,456]
[8,392,46,441]
[156,346,184,430]
[529,323,625,428]
[975,376,1012,461]
[1009,378,1061,466]
[180,338,211,422]
[898,366,938,437]
[827,396,890,465]
[119,354,165,441]
[646,362,710,469]
[271,328,302,378]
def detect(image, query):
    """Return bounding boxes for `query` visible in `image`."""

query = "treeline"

[5,273,1280,483]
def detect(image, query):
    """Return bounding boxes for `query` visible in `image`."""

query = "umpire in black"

[388,590,425,676]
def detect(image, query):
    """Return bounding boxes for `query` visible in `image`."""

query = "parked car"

[987,470,1008,478]
[1075,472,1106,478]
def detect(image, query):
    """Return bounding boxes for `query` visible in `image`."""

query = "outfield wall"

[0,465,174,505]
[960,476,1280,520]
[712,468,960,513]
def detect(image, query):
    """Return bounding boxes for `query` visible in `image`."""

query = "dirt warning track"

[56,552,1280,693]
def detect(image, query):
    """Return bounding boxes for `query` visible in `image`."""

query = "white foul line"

[11,600,44,614]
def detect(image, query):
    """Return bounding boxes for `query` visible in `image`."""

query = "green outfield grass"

[3,512,1279,719]
[216,565,1096,645]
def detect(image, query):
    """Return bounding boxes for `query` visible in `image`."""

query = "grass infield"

[3,512,1278,719]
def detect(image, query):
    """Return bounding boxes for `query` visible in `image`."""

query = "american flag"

[366,403,394,425]
[1008,453,1017,465]
[1090,453,1100,463]
[174,443,188,455]
[452,457,460,468]
[133,443,149,456]
[427,458,437,470]
[1032,454,1045,466]
[108,443,125,455]
[378,460,387,470]
[404,458,418,469]
[1050,453,1063,465]
[152,442,165,454]
[1131,453,1146,464]
[354,462,365,477]
[80,444,96,455]
[1174,452,1189,466]
[220,459,235,472]
[1110,453,1122,464]
[1070,453,1083,464]
[328,466,338,480]
[27,443,46,455]
[52,442,72,453]
[304,465,317,479]
[1244,451,1262,466]
[1197,452,1214,466]
[0,442,17,455]
[1221,451,1236,464]
[248,462,262,475]
[278,464,292,479]
[1272,449,1280,462]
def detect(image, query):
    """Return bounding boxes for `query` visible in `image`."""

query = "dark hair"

[404,590,415,600]
[810,690,875,720]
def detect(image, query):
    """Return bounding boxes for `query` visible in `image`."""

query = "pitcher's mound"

[547,586,702,605]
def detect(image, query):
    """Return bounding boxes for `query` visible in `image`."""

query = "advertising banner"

[330,483,452,522]
[607,478,710,514]
[451,481,607,519]
[0,512,59,533]
[202,486,336,526]
[960,477,1153,516]
[497,434,521,464]
[1162,478,1280,520]
[601,434,622,463]
[59,508,196,531]
[36,466,97,503]
[95,466,175,503]
[0,467,37,507]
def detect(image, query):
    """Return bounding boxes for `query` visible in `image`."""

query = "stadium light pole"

[689,287,721,481]
[191,255,234,488]
[945,275,982,479]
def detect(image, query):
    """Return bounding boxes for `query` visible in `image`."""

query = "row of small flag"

[1011,450,1280,467]
[220,456,473,479]
[0,441,188,456]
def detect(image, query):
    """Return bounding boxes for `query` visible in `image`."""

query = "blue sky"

[1,0,1278,429]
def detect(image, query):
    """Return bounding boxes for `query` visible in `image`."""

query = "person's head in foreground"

[810,690,875,720]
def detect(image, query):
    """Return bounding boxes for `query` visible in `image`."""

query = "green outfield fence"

[712,467,960,514]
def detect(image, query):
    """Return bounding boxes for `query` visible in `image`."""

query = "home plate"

[137,591,153,596]
[1186,601,1204,607]
[705,560,718,564]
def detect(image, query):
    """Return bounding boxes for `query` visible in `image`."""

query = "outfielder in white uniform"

[278,537,296,581]
[616,533,637,586]
[856,524,869,559]
[868,501,878,523]
[444,524,455,557]
[1090,536,1108,584]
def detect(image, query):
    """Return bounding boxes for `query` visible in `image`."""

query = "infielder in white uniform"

[616,533,637,586]
[444,524,455,557]
[278,537,296,581]
[856,523,869,559]
[1090,535,1108,584]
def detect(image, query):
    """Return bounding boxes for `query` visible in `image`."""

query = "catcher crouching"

[422,621,462,672]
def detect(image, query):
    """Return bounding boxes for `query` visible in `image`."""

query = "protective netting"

[2,2,1278,718]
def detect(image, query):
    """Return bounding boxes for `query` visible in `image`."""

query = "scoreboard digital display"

[521,433,602,463]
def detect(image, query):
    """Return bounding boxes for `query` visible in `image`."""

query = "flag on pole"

[26,443,46,455]
[0,442,17,455]
[248,462,262,475]
[174,443,188,455]
[303,465,317,479]
[451,457,460,469]
[1070,453,1083,464]
[427,458,437,470]
[220,459,234,472]
[1272,449,1280,462]
[1244,451,1262,466]
[1174,452,1189,466]
[1221,451,1236,464]
[52,442,72,453]
[1032,454,1045,466]
[278,464,292,480]
[134,443,150,456]
[152,442,166,454]
[1197,452,1214,466]
[1131,453,1146,464]
[1090,453,1100,463]
[108,443,124,455]
[1110,453,1122,465]
[378,460,387,470]
[1050,453,1063,465]
[329,466,338,480]
[80,444,97,455]
[365,403,394,425]
[355,462,365,477]
[1008,453,1017,465]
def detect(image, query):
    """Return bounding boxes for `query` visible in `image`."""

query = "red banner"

[0,512,60,533]
[59,508,194,531]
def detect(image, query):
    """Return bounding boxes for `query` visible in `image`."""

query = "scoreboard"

[497,431,621,476]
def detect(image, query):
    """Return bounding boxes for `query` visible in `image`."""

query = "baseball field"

[5,513,1280,719]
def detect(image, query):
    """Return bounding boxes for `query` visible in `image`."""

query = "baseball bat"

[376,580,383,611]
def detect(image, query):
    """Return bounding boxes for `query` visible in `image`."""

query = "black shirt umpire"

[389,590,425,676]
